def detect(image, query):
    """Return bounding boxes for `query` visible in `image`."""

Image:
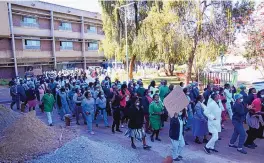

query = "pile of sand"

[0,105,20,132]
[0,111,75,162]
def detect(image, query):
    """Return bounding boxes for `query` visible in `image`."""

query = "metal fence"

[199,71,233,90]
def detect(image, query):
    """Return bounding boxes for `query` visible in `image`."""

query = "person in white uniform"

[224,83,234,120]
[169,111,185,161]
[203,93,222,154]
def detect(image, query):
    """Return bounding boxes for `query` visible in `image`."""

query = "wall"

[41,40,52,51]
[0,2,10,37]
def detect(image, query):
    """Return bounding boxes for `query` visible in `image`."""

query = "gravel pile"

[0,111,75,162]
[0,104,20,132]
[33,136,140,163]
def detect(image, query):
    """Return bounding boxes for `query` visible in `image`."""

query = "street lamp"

[112,2,135,82]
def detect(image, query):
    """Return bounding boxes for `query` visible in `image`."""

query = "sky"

[39,0,263,13]
[41,0,102,13]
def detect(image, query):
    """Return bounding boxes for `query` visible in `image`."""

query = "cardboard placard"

[163,85,189,117]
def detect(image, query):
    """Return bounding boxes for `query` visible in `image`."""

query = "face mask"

[178,112,182,116]
[148,93,151,96]
[136,103,140,106]
[202,99,205,103]
[216,91,219,94]
[186,92,190,95]
[240,99,243,102]
[261,95,264,98]
[101,95,104,98]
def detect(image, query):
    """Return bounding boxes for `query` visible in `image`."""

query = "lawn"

[142,76,182,87]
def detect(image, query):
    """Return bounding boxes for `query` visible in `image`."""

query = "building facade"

[0,1,105,78]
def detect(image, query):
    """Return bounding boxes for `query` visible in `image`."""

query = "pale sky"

[41,0,102,13]
[40,0,263,13]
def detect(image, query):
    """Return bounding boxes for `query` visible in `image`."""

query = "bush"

[0,79,9,86]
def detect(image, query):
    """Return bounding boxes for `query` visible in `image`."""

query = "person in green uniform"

[136,82,145,98]
[159,80,170,102]
[149,94,164,142]
[42,89,55,126]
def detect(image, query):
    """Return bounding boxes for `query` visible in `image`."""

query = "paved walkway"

[4,101,263,163]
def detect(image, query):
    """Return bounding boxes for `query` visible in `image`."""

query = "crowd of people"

[8,74,264,161]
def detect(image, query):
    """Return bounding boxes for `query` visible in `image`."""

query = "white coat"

[204,100,222,133]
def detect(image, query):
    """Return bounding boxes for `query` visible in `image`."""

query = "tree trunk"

[185,54,195,85]
[129,55,136,80]
[168,64,174,76]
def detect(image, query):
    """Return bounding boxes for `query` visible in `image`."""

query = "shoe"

[49,124,53,126]
[229,144,238,148]
[178,156,183,159]
[155,138,161,141]
[96,124,99,127]
[76,122,80,125]
[185,141,189,145]
[221,127,225,130]
[244,144,255,149]
[237,148,247,154]
[173,158,181,161]
[203,139,208,143]
[195,139,202,144]
[218,137,222,140]
[72,114,76,117]
[84,121,87,125]
[252,142,257,147]
[131,143,136,149]
[146,131,152,134]
[151,136,154,142]
[90,131,95,135]
[204,146,211,154]
[112,129,115,134]
[143,145,151,149]
[210,149,219,152]
[116,129,123,133]
[106,126,110,128]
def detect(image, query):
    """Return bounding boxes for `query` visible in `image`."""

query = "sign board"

[163,85,189,118]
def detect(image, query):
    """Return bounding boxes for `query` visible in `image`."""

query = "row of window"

[21,17,100,33]
[24,40,98,50]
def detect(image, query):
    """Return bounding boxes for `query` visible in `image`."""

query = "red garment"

[119,89,130,107]
[252,98,262,112]
[146,95,153,103]
[219,94,227,121]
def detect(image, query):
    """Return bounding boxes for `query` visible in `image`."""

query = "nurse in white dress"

[203,93,222,154]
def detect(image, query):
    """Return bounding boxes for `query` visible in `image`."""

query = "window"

[60,41,73,50]
[88,42,98,50]
[24,40,40,49]
[59,22,72,31]
[21,17,38,27]
[87,26,97,33]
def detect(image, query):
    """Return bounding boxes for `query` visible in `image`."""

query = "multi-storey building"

[0,1,105,78]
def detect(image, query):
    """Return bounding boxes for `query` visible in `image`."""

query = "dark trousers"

[245,127,258,145]
[112,109,121,130]
[144,114,150,132]
[75,105,86,123]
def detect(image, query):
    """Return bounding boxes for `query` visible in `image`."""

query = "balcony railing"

[60,46,73,50]
[25,46,40,50]
[59,26,72,31]
[21,22,39,28]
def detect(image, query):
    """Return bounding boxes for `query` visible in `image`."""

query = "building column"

[81,16,86,70]
[8,3,18,76]
[50,10,57,70]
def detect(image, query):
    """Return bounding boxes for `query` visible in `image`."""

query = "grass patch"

[142,76,182,87]
[0,79,9,86]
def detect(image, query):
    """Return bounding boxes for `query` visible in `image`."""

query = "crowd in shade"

[8,73,264,161]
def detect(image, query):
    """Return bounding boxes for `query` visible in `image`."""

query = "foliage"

[100,0,254,81]
[0,79,9,86]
